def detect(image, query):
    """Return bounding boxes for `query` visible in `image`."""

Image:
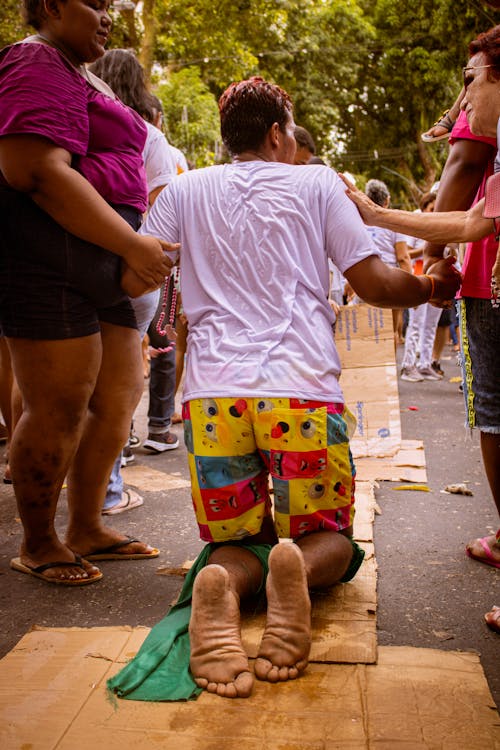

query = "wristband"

[422,274,435,300]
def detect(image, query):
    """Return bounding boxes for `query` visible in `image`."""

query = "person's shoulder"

[451,109,497,147]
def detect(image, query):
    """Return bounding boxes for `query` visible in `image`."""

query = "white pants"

[401,302,442,369]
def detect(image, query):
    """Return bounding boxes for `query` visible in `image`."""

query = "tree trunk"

[139,0,157,84]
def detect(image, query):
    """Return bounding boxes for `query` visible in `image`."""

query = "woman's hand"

[338,173,383,225]
[121,236,179,297]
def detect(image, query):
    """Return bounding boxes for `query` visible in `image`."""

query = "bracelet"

[423,274,435,300]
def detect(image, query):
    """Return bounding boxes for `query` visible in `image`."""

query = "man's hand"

[426,256,462,307]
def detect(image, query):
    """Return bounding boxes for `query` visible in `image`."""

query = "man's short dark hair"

[219,77,293,156]
[294,126,316,155]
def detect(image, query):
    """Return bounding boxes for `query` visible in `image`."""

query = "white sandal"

[102,489,144,515]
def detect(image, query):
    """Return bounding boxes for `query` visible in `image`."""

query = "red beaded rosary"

[155,270,178,352]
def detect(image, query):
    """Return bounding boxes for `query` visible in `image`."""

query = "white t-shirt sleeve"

[142,123,179,194]
[140,179,180,263]
[324,173,380,274]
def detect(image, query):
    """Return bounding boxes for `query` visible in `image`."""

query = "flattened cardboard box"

[1,629,498,750]
[336,304,402,458]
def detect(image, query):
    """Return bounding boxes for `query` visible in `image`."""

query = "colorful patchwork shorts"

[182,397,357,543]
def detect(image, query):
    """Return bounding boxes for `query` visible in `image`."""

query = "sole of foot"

[189,564,254,698]
[254,542,312,683]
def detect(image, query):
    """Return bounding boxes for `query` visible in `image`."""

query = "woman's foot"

[254,543,311,683]
[465,535,500,569]
[189,564,254,698]
[13,542,101,584]
[485,606,500,634]
[67,528,157,560]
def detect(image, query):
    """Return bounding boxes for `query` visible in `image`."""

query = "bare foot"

[255,543,311,683]
[189,564,254,698]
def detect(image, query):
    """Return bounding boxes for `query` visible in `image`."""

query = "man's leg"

[65,323,153,557]
[8,335,102,582]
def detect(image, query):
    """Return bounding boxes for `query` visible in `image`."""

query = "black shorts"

[0,187,138,339]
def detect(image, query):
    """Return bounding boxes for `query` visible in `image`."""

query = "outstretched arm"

[344,254,461,309]
[338,173,492,244]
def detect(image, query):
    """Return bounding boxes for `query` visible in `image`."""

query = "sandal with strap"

[421,109,456,143]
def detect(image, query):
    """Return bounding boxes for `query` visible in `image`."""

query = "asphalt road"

[0,344,498,710]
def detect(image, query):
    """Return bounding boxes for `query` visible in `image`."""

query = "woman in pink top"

[0,0,175,585]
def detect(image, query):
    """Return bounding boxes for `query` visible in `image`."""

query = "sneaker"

[400,366,424,382]
[120,444,135,467]
[431,360,444,377]
[418,366,442,380]
[143,431,180,453]
[128,431,141,448]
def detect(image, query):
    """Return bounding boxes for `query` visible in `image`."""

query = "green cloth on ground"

[107,542,272,702]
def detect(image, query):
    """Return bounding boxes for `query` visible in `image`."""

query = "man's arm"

[344,254,461,308]
[394,240,412,273]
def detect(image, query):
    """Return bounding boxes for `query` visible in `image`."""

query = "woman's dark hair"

[468,25,500,79]
[89,49,157,122]
[23,0,59,29]
[365,179,390,207]
[218,77,293,156]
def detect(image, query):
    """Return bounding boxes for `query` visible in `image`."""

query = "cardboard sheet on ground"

[122,465,191,491]
[1,628,498,750]
[336,305,403,458]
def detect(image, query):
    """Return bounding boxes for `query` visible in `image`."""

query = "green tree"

[156,67,221,167]
[0,1,29,48]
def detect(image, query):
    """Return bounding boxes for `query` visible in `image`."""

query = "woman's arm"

[0,135,175,288]
[338,173,492,244]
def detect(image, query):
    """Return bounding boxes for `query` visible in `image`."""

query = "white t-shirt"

[142,161,378,403]
[365,225,407,267]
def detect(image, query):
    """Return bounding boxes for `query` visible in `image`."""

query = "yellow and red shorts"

[182,397,356,543]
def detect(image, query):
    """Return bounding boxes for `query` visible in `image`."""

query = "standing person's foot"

[254,543,311,683]
[101,489,143,516]
[465,535,500,569]
[128,427,141,448]
[400,366,424,382]
[485,606,500,633]
[418,366,442,380]
[120,444,135,467]
[171,412,183,424]
[143,431,179,453]
[431,360,444,377]
[189,564,254,698]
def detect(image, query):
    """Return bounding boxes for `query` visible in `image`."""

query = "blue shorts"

[0,187,138,339]
[459,298,500,433]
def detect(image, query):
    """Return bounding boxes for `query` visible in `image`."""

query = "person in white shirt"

[141,77,461,699]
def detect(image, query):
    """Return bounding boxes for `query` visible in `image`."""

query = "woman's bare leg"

[65,322,153,557]
[8,335,102,581]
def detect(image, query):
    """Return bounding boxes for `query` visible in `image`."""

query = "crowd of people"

[0,0,497,708]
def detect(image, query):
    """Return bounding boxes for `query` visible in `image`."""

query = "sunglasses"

[462,64,494,89]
